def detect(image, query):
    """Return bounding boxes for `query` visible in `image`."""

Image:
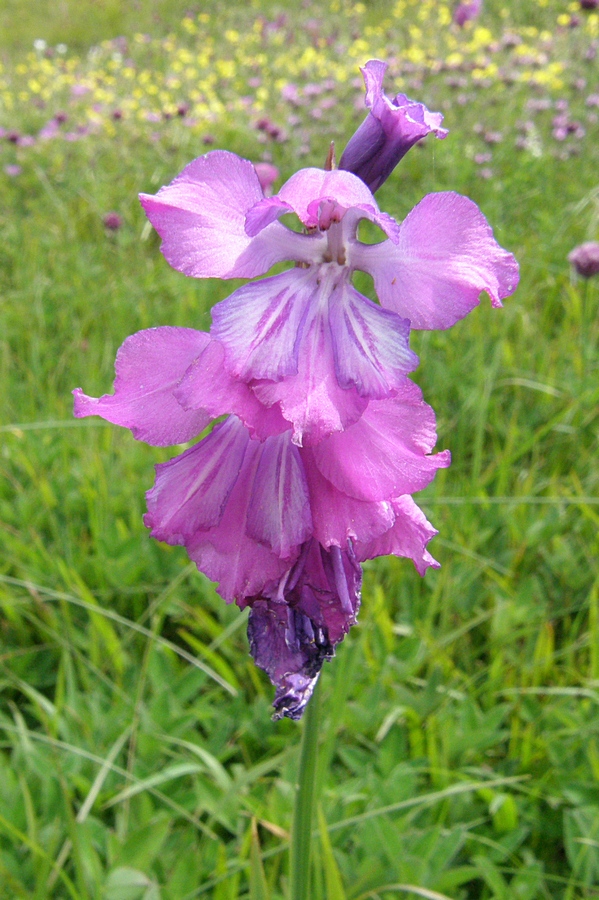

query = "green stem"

[290,677,321,900]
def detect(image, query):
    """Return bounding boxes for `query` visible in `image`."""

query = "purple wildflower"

[568,242,599,278]
[339,60,448,193]
[4,164,22,177]
[74,60,519,718]
[253,162,280,195]
[454,0,482,27]
[103,212,123,231]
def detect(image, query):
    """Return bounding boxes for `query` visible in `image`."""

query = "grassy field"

[1,0,599,897]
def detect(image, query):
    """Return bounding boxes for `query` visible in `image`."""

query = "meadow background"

[1,0,599,897]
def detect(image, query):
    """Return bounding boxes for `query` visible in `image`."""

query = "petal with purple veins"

[185,439,291,603]
[210,268,317,382]
[144,416,250,543]
[252,306,368,446]
[328,279,418,397]
[247,432,313,558]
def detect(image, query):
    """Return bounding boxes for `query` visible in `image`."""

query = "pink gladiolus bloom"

[74,59,519,718]
[139,147,517,445]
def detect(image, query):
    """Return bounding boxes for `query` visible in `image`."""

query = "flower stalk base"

[290,677,321,900]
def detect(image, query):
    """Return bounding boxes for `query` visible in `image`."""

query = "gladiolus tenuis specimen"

[74,60,519,720]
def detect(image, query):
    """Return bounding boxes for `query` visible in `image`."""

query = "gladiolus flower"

[74,60,519,718]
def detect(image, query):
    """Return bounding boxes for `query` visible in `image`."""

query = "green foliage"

[2,0,599,897]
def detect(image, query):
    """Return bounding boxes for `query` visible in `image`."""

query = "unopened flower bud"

[339,59,447,193]
[568,241,599,277]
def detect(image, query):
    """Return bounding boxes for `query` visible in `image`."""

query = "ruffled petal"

[185,439,291,602]
[251,307,368,446]
[354,192,520,330]
[312,381,451,501]
[140,150,312,278]
[210,268,316,382]
[73,327,210,446]
[144,416,250,542]
[174,340,289,440]
[328,279,418,397]
[355,495,440,576]
[247,433,313,557]
[302,447,395,548]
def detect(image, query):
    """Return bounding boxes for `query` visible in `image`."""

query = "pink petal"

[144,416,250,542]
[302,448,395,547]
[186,441,291,603]
[311,381,451,501]
[73,327,210,446]
[174,340,289,440]
[252,308,368,446]
[354,192,519,329]
[355,495,440,576]
[276,167,399,239]
[140,150,309,278]
[245,196,293,236]
[329,280,418,397]
[247,433,313,557]
[210,268,316,382]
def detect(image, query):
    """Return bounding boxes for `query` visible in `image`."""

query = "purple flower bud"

[568,241,599,278]
[581,0,599,8]
[253,162,279,195]
[339,59,448,193]
[103,212,123,231]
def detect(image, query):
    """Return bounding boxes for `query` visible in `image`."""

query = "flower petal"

[312,381,451,501]
[278,167,378,227]
[210,268,316,382]
[329,279,418,397]
[248,540,362,719]
[251,307,368,446]
[174,340,289,440]
[185,440,290,603]
[355,495,440,576]
[247,433,313,557]
[354,192,519,330]
[247,599,326,720]
[73,327,210,446]
[139,150,309,278]
[144,416,250,542]
[302,447,395,548]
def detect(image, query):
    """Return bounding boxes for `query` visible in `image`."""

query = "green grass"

[2,0,599,897]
